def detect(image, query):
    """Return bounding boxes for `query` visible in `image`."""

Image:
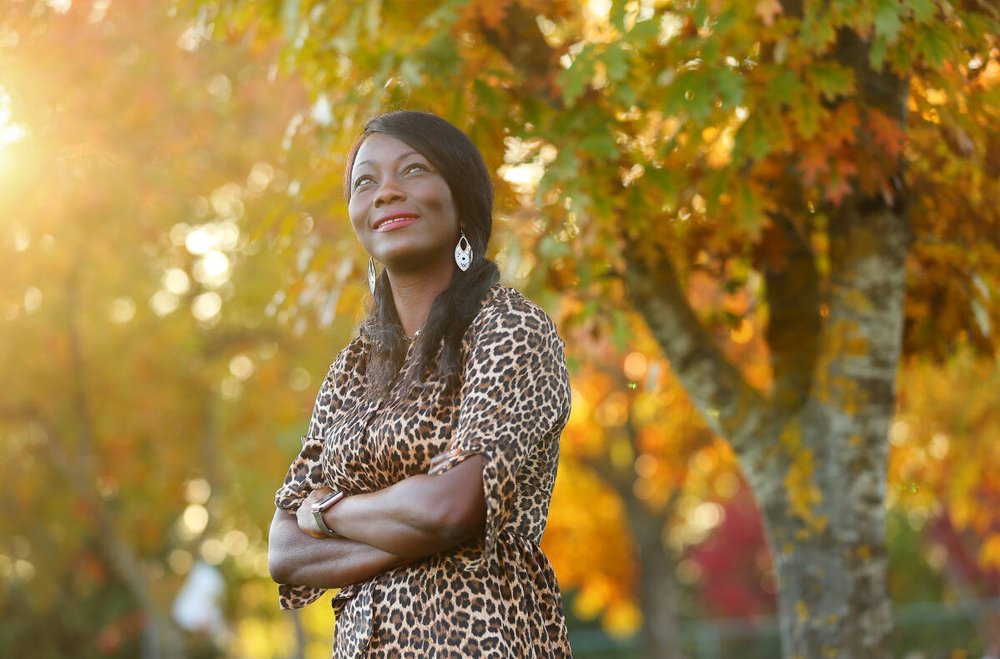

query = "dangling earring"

[368,257,378,295]
[454,231,473,272]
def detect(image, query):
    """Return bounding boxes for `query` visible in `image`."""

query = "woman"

[267,111,573,657]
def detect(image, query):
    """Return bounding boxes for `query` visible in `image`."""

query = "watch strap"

[310,490,345,537]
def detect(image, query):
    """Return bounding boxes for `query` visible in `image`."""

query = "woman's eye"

[353,175,374,189]
[404,163,428,174]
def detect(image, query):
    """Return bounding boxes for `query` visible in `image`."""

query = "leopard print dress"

[274,285,573,657]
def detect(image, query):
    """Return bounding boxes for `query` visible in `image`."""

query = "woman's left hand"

[296,486,334,538]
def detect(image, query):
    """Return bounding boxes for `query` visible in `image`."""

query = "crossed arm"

[268,454,486,589]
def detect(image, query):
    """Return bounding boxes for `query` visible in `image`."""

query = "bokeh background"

[1,1,997,657]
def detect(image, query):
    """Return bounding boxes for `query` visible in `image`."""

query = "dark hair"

[344,111,500,396]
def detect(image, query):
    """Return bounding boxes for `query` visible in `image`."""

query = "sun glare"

[0,87,29,172]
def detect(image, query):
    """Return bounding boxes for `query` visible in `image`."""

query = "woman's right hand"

[296,486,334,538]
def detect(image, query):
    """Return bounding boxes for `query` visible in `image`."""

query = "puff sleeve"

[428,295,571,570]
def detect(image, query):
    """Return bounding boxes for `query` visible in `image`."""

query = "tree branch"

[621,237,772,455]
[761,212,821,414]
[477,1,563,105]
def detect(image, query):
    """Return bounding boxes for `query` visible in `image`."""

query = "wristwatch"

[310,490,346,537]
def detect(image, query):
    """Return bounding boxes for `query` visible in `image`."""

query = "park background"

[0,0,997,657]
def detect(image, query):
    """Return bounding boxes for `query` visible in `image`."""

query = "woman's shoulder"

[324,334,369,382]
[470,284,562,343]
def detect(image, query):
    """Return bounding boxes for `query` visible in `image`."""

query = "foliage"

[0,2,338,656]
[179,0,997,654]
[172,0,999,355]
[2,0,999,656]
[890,352,1000,595]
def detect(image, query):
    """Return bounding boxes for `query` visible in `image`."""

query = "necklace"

[405,328,422,343]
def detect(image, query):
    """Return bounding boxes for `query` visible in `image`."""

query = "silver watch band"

[310,490,345,537]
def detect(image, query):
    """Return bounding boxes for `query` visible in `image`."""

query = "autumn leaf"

[797,141,830,184]
[468,0,512,29]
[754,0,782,27]
[823,159,859,205]
[867,108,905,158]
[808,62,856,101]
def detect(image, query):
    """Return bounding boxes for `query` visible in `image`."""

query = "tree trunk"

[768,202,906,657]
[624,497,684,659]
[623,196,908,657]
[63,271,187,659]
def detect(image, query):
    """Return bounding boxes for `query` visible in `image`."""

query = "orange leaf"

[825,103,860,148]
[755,0,783,26]
[798,141,830,185]
[867,108,905,158]
[472,0,513,29]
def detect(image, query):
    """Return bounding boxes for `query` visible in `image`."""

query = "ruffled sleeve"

[428,292,571,570]
[272,343,358,610]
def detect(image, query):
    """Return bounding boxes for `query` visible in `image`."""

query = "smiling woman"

[348,132,460,285]
[267,111,574,657]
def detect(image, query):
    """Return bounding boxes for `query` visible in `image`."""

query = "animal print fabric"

[273,285,573,657]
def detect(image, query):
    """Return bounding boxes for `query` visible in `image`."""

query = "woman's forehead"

[352,133,424,171]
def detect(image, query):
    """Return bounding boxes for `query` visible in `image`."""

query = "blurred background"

[0,1,997,657]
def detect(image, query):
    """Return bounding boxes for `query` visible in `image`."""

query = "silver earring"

[368,257,377,295]
[454,231,473,272]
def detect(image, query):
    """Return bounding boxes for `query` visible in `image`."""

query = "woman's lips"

[373,213,419,232]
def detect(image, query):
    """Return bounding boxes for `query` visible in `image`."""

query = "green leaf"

[420,0,466,29]
[613,82,638,107]
[734,109,776,160]
[713,68,745,108]
[916,21,953,68]
[792,95,826,139]
[735,179,765,230]
[399,60,423,87]
[869,37,887,70]
[281,0,300,40]
[612,311,631,352]
[957,11,1000,43]
[627,17,661,45]
[682,71,716,121]
[603,42,630,83]
[809,62,855,100]
[547,148,581,182]
[801,7,837,52]
[767,70,803,105]
[693,0,709,27]
[472,78,503,116]
[905,0,935,23]
[611,0,627,31]
[421,31,459,73]
[874,0,903,44]
[539,235,572,258]
[579,132,619,160]
[559,45,597,106]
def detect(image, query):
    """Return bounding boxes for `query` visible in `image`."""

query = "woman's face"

[348,133,459,273]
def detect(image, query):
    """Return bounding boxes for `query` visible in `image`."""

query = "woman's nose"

[374,179,405,206]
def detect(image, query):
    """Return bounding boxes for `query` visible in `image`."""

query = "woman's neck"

[386,260,455,338]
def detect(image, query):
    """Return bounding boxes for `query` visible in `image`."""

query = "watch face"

[313,490,342,513]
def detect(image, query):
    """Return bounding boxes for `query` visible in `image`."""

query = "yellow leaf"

[978,534,1000,570]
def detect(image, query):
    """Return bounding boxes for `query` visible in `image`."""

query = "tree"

[0,3,332,657]
[187,0,999,656]
[890,353,1000,592]
[544,312,736,656]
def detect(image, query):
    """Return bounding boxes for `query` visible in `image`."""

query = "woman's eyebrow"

[353,151,423,172]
